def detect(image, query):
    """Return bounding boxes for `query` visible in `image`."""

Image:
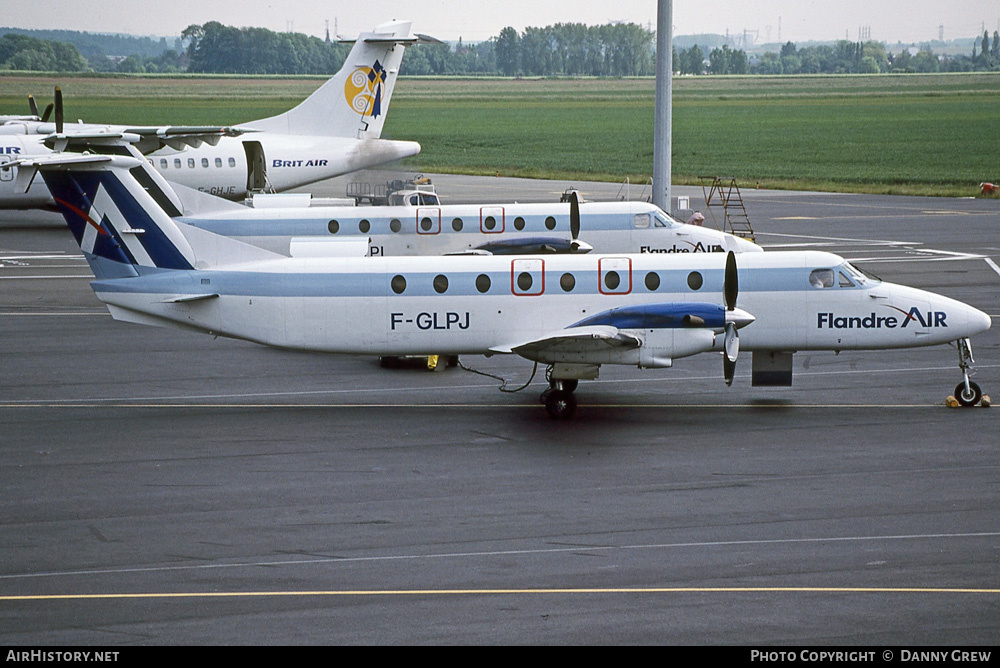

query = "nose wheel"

[951,338,989,407]
[954,380,983,407]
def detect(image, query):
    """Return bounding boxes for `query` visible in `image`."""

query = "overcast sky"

[4,1,998,45]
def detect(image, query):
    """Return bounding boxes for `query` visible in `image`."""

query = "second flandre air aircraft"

[0,21,426,210]
[15,153,992,418]
[44,136,761,259]
[172,183,762,257]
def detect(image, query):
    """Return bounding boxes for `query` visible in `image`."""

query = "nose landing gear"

[951,338,989,408]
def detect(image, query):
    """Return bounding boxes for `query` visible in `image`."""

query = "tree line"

[2,22,999,76]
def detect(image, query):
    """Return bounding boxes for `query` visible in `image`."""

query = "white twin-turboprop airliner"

[174,187,763,257]
[15,154,992,418]
[36,137,761,258]
[0,20,424,210]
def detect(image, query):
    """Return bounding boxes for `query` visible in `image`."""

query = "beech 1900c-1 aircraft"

[0,21,425,210]
[32,137,761,258]
[175,188,763,257]
[16,154,992,418]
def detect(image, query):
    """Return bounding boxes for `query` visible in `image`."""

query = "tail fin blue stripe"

[42,169,194,271]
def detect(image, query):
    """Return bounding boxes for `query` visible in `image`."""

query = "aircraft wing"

[123,126,257,153]
[39,127,254,154]
[475,236,593,255]
[490,325,640,357]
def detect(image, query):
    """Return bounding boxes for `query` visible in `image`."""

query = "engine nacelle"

[637,328,716,368]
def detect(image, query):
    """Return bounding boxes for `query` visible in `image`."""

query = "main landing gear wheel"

[543,389,577,420]
[955,381,982,407]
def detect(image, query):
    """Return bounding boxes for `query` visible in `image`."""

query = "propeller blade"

[28,95,39,118]
[724,322,740,362]
[724,355,736,386]
[569,190,581,243]
[724,250,738,311]
[724,321,739,386]
[54,86,63,134]
[40,103,53,123]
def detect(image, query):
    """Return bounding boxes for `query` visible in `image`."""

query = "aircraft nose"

[969,305,992,336]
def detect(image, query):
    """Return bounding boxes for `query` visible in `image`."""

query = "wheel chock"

[981,394,991,408]
[426,354,439,371]
[946,395,960,408]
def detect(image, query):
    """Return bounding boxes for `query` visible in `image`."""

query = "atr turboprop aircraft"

[15,153,992,418]
[0,20,425,210]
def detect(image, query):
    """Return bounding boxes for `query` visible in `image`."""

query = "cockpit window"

[654,213,679,228]
[838,272,855,288]
[633,213,651,229]
[809,268,835,288]
[841,261,880,286]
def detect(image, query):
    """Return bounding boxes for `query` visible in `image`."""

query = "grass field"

[3,73,999,196]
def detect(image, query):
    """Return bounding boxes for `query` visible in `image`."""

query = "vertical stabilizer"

[250,21,417,139]
[37,157,197,278]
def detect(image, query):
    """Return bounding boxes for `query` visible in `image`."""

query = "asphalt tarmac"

[1,175,998,645]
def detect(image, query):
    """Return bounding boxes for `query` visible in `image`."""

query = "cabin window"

[809,269,835,289]
[420,217,434,232]
[159,159,168,169]
[633,213,651,229]
[228,157,236,167]
[687,271,703,290]
[645,272,661,291]
[433,274,449,294]
[391,275,406,294]
[390,219,401,233]
[174,158,182,169]
[483,215,497,231]
[517,272,533,291]
[452,218,463,231]
[476,274,491,293]
[327,220,339,234]
[604,271,621,291]
[359,219,370,234]
[514,216,525,231]
[187,158,195,168]
[201,158,209,168]
[544,216,556,231]
[560,273,576,292]
[215,157,223,168]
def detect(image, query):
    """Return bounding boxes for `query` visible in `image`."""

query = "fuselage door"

[416,208,441,235]
[243,140,267,193]
[511,258,545,296]
[599,257,632,295]
[481,206,505,234]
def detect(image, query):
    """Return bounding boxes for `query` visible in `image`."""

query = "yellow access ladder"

[699,177,756,243]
